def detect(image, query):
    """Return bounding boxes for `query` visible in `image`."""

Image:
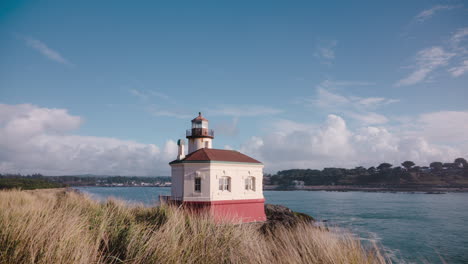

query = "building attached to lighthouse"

[168,113,266,223]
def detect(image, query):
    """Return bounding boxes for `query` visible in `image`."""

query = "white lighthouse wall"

[188,138,212,154]
[209,163,264,201]
[170,165,184,200]
[170,162,264,202]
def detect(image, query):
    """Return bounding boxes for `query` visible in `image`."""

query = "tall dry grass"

[0,189,388,264]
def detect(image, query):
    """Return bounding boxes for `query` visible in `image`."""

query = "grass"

[0,189,389,264]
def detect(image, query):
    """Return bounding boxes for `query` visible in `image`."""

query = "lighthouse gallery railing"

[186,128,214,137]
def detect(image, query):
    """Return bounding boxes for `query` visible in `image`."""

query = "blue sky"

[1,0,467,175]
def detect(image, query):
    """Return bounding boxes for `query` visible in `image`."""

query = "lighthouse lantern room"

[167,113,266,223]
[186,112,214,153]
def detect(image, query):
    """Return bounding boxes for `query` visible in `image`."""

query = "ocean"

[75,187,468,263]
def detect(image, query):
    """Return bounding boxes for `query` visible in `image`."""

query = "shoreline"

[263,185,468,193]
[73,185,468,193]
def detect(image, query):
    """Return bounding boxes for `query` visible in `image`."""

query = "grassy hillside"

[0,189,387,264]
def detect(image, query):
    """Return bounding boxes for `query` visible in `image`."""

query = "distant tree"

[367,167,376,174]
[454,158,467,168]
[429,162,443,171]
[353,166,367,175]
[401,161,415,170]
[443,163,455,169]
[377,163,393,171]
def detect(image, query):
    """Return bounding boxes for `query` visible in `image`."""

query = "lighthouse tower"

[168,113,266,223]
[187,112,214,153]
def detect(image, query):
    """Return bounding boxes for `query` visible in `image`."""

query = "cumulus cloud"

[0,104,176,176]
[240,113,467,172]
[414,111,468,143]
[23,37,71,66]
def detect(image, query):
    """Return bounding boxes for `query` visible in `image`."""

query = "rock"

[261,204,315,233]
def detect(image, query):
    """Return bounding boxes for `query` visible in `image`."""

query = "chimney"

[177,139,185,160]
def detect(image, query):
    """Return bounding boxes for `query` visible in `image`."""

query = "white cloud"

[130,90,186,118]
[450,27,468,47]
[449,28,468,58]
[306,82,398,125]
[129,89,171,101]
[147,107,191,119]
[207,105,282,117]
[313,87,349,108]
[0,104,176,176]
[347,112,389,125]
[395,46,455,86]
[271,119,318,134]
[415,5,461,22]
[448,60,468,77]
[129,89,149,100]
[396,28,468,85]
[24,37,71,65]
[414,111,468,143]
[148,90,171,101]
[355,97,400,108]
[240,113,467,172]
[2,104,466,175]
[311,81,397,109]
[214,117,239,137]
[320,80,375,88]
[223,145,234,150]
[314,40,338,65]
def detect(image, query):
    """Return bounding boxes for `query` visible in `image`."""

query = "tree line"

[0,174,171,189]
[265,158,468,187]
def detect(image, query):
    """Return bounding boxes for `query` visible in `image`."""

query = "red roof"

[171,148,262,164]
[192,112,208,122]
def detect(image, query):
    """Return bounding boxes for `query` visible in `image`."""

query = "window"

[245,176,255,191]
[219,176,230,191]
[194,177,201,192]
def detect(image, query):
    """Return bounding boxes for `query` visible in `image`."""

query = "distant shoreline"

[263,185,468,193]
[74,185,468,193]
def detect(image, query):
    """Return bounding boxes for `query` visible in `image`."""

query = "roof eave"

[169,160,263,166]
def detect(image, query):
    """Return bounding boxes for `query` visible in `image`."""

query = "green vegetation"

[0,189,387,264]
[0,174,170,187]
[266,158,468,188]
[0,175,64,190]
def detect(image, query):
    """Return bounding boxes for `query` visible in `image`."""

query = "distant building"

[165,113,266,223]
[421,166,431,173]
[292,180,305,189]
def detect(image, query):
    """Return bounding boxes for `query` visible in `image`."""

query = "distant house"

[292,180,305,189]
[420,167,431,173]
[164,113,266,223]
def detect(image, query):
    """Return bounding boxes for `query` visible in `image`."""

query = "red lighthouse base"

[183,198,267,223]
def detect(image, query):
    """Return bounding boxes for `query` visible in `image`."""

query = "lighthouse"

[168,113,266,223]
